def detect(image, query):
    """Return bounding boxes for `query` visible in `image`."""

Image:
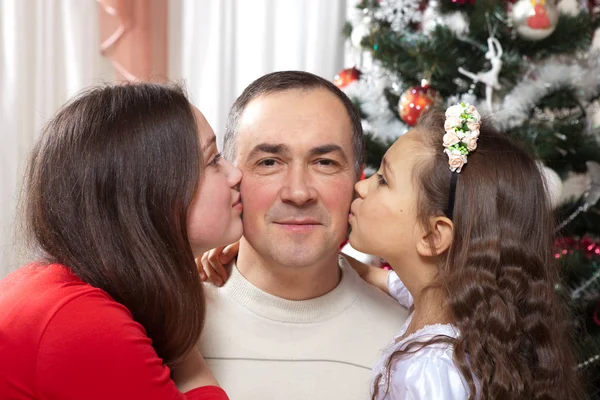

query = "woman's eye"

[209,153,222,167]
[377,173,387,186]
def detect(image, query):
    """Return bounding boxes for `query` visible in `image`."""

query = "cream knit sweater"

[200,256,408,400]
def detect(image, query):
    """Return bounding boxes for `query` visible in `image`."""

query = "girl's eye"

[377,173,387,186]
[209,153,222,167]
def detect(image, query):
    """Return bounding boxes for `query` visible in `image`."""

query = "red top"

[0,263,229,400]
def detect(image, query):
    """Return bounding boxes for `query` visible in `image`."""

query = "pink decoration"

[98,0,168,82]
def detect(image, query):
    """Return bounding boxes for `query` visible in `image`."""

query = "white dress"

[371,271,471,400]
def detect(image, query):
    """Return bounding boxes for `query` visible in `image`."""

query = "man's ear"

[415,216,453,257]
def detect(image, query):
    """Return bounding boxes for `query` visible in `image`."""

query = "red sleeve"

[35,290,228,400]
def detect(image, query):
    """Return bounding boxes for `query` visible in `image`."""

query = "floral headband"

[442,103,481,173]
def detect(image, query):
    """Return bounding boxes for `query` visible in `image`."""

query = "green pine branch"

[556,202,600,239]
[576,336,600,372]
[505,88,600,175]
[569,264,600,303]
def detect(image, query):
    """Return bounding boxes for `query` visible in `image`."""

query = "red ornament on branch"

[398,80,442,126]
[334,67,361,89]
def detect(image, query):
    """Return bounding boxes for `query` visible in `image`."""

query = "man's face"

[235,88,356,268]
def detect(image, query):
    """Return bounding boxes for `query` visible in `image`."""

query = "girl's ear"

[416,216,453,257]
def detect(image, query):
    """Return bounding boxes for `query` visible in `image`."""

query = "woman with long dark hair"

[0,83,243,399]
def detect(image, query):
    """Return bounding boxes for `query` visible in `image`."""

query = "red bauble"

[334,67,361,89]
[398,82,441,126]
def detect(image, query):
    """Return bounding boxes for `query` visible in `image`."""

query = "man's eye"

[258,159,277,167]
[315,158,342,168]
[317,159,335,166]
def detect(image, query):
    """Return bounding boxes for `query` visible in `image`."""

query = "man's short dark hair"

[223,71,364,177]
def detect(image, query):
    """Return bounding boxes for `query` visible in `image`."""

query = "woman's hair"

[22,82,204,366]
[372,109,584,399]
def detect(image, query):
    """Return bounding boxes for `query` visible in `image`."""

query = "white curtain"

[0,0,113,276]
[169,0,348,145]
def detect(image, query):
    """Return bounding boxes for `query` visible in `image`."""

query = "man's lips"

[274,219,321,232]
[275,219,321,225]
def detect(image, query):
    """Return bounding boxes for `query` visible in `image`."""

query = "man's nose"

[280,164,317,206]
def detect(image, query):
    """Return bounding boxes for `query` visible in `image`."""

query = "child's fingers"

[206,246,229,284]
[200,247,225,286]
[195,257,208,281]
[204,263,224,287]
[219,241,240,264]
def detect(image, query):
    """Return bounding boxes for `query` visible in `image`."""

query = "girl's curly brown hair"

[372,109,584,399]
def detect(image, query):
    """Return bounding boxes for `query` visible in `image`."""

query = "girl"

[0,83,242,399]
[348,104,583,399]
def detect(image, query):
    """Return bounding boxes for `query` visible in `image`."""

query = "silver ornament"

[538,162,564,208]
[510,0,559,41]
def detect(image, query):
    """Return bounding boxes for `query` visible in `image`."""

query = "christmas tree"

[339,0,600,396]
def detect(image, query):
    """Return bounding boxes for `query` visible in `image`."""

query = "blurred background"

[2,0,600,395]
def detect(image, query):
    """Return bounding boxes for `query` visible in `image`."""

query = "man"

[199,71,407,400]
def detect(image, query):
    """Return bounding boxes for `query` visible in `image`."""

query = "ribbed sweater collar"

[221,256,360,323]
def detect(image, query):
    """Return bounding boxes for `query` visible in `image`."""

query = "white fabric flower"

[444,116,462,130]
[463,133,478,152]
[443,131,461,148]
[445,104,464,119]
[444,148,468,173]
[466,104,481,121]
[467,120,480,133]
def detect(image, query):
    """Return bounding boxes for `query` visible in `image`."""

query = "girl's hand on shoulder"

[196,241,239,287]
[343,254,391,295]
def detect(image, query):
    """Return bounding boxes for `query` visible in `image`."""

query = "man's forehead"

[239,130,347,154]
[240,89,348,127]
[234,88,353,158]
[235,123,353,164]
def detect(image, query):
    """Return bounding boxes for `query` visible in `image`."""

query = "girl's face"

[349,130,426,264]
[187,107,243,257]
